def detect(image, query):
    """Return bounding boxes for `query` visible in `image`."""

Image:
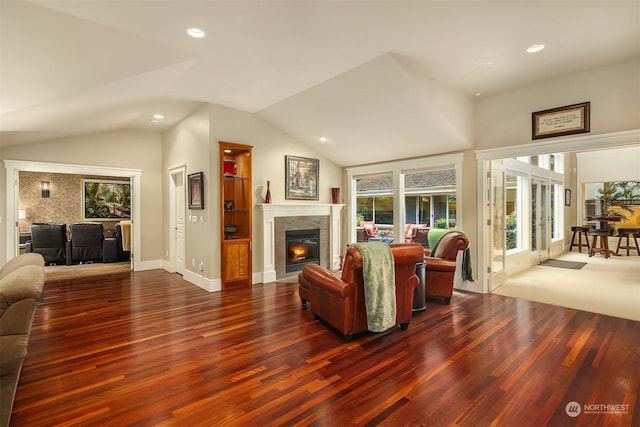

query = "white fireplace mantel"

[259,203,344,283]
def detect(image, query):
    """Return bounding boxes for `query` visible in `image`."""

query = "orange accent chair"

[359,221,377,238]
[298,243,424,342]
[424,231,470,304]
[404,224,418,242]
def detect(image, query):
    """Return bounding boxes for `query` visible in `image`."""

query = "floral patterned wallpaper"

[18,171,128,235]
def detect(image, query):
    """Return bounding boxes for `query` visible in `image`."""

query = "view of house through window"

[355,169,456,242]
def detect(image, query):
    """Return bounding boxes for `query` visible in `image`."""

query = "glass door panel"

[531,178,550,263]
[490,162,506,291]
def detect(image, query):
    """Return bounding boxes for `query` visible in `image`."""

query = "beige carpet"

[45,261,131,281]
[494,251,640,321]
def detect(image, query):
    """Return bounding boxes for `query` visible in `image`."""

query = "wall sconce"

[41,181,50,198]
[18,209,26,220]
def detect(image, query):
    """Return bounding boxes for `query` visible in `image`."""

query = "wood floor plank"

[8,269,639,426]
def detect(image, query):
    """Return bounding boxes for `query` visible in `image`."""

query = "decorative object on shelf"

[285,155,319,200]
[331,187,340,204]
[224,223,239,240]
[532,101,590,140]
[223,160,237,177]
[265,180,272,203]
[188,172,204,209]
[224,200,234,211]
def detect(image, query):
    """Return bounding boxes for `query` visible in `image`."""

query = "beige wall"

[475,58,640,150]
[162,104,213,280]
[2,130,163,263]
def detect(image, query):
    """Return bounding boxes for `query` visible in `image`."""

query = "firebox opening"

[285,229,320,273]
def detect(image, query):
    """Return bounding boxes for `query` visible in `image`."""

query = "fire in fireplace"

[285,229,320,273]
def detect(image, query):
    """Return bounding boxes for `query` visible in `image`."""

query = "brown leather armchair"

[424,231,470,304]
[298,243,424,342]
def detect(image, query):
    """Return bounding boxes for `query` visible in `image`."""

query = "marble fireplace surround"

[259,204,343,283]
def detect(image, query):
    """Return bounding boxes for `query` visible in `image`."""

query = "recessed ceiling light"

[475,93,481,97]
[187,28,205,38]
[527,44,545,53]
[319,136,328,142]
[152,114,164,120]
[149,119,159,124]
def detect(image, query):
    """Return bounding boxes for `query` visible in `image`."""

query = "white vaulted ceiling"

[1,0,638,165]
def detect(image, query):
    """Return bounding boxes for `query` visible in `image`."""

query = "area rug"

[539,259,587,270]
[45,261,131,281]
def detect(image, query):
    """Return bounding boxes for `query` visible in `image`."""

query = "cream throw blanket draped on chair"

[120,220,131,251]
[351,242,396,332]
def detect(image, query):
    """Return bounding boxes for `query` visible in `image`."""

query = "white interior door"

[170,168,186,275]
[489,162,507,291]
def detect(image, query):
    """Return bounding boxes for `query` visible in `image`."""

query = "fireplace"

[285,229,320,273]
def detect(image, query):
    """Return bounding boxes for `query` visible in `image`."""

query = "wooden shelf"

[219,141,253,288]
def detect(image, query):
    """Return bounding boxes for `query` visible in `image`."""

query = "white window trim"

[346,153,464,244]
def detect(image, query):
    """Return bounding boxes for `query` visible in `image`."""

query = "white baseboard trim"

[181,269,221,292]
[134,259,163,271]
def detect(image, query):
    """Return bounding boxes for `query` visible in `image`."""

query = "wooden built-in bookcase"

[219,141,253,287]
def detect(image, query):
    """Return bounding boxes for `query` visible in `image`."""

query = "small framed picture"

[188,172,204,209]
[224,200,234,211]
[565,188,571,207]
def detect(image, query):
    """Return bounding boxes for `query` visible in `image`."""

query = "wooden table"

[587,216,622,257]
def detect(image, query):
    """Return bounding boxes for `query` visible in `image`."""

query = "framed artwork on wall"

[285,155,319,200]
[532,102,590,140]
[82,179,131,220]
[188,172,204,209]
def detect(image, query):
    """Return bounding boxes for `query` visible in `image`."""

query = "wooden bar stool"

[589,229,611,258]
[615,228,640,256]
[569,226,590,253]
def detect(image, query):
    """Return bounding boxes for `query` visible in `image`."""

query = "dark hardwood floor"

[10,270,639,426]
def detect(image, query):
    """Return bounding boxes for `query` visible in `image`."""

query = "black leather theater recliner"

[66,223,118,265]
[26,223,68,265]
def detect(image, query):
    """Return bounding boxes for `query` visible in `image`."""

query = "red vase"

[331,187,340,204]
[265,180,272,203]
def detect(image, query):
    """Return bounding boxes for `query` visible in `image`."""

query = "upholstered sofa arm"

[0,253,44,280]
[0,266,45,335]
[424,257,457,272]
[0,266,45,307]
[299,264,354,299]
[0,335,29,374]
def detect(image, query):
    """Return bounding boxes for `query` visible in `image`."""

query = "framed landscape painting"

[82,179,131,220]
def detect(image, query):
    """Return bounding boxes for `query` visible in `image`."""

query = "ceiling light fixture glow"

[187,28,205,38]
[527,44,545,53]
[149,119,159,124]
[319,136,328,142]
[152,114,164,120]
